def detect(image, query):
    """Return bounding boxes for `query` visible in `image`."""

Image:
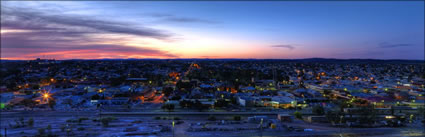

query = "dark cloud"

[1,36,178,59]
[379,42,413,48]
[1,6,172,39]
[147,13,218,24]
[271,45,295,50]
[1,6,178,59]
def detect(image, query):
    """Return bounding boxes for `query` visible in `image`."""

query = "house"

[277,113,293,122]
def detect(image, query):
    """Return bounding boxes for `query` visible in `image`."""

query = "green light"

[0,103,5,109]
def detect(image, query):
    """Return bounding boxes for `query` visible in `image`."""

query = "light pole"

[339,115,343,137]
[98,104,102,126]
[259,118,263,137]
[172,120,175,137]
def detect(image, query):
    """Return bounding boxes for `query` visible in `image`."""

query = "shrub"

[38,128,46,135]
[176,121,184,125]
[28,118,34,127]
[173,117,181,120]
[47,124,52,134]
[233,116,241,121]
[208,116,216,121]
[66,119,78,123]
[60,125,66,132]
[294,111,302,119]
[100,117,116,127]
[154,117,161,120]
[106,116,117,121]
[101,118,110,127]
[19,117,25,126]
[78,117,89,123]
[77,127,85,131]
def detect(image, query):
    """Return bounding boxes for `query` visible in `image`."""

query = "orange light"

[43,94,49,98]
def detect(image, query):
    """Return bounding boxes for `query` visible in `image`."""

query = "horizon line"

[1,57,424,61]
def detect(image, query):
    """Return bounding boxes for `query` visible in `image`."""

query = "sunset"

[1,1,424,60]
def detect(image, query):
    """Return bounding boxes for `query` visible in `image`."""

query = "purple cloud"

[379,42,413,48]
[1,6,178,59]
[271,45,295,50]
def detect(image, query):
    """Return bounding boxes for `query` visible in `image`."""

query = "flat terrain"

[1,111,424,137]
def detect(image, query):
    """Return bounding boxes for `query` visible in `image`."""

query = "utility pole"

[4,128,7,137]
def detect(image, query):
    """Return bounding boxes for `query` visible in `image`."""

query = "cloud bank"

[1,5,178,59]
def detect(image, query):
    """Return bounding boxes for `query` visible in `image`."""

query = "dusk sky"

[1,1,424,60]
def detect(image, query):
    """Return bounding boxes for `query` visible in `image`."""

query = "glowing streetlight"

[42,92,51,103]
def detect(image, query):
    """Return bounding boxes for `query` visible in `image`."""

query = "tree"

[163,87,174,97]
[48,99,56,110]
[358,106,376,125]
[293,111,302,119]
[28,118,34,127]
[161,104,175,112]
[326,110,344,125]
[312,105,325,115]
[208,115,216,121]
[20,99,37,109]
[193,100,206,112]
[233,115,241,121]
[214,99,229,108]
[32,84,40,90]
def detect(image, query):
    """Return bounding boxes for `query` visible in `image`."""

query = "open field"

[1,111,424,137]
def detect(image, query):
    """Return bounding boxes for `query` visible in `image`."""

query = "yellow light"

[385,116,395,119]
[50,78,54,82]
[43,94,49,98]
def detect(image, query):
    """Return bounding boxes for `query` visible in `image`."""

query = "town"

[1,58,424,137]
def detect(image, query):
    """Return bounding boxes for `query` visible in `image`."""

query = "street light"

[172,120,175,137]
[42,92,51,103]
[339,115,344,137]
[259,118,263,137]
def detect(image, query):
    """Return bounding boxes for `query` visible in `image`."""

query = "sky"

[1,1,424,60]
